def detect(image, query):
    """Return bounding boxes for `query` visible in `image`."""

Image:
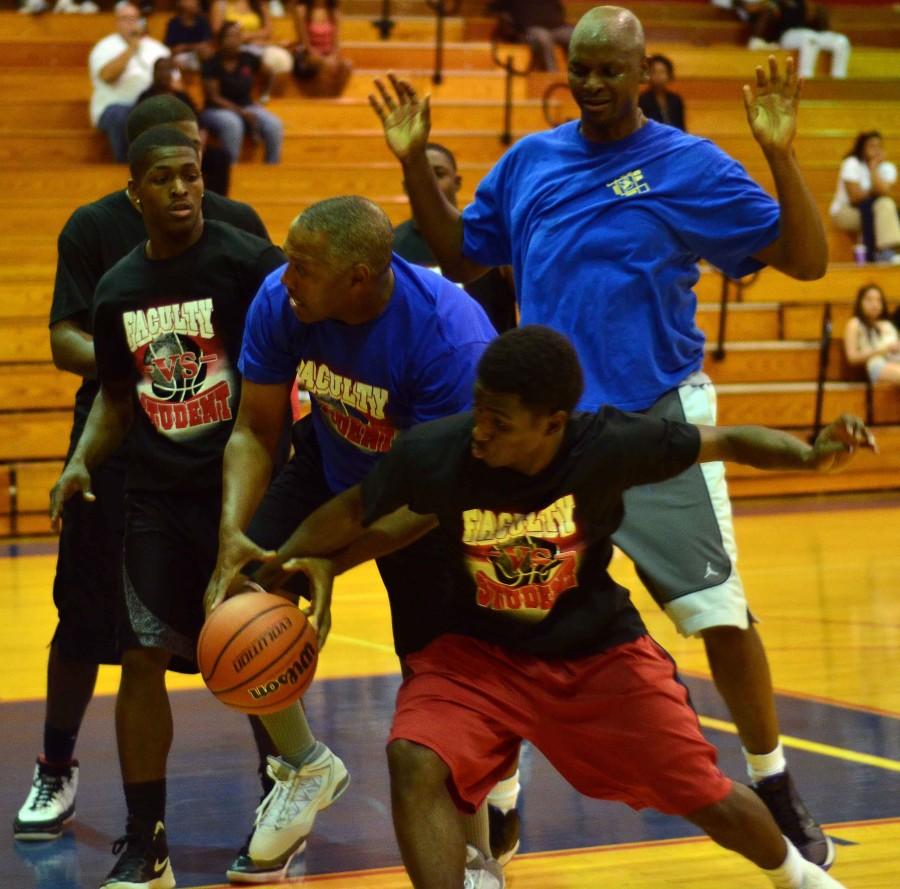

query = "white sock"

[760,839,807,888]
[486,770,520,813]
[744,743,787,783]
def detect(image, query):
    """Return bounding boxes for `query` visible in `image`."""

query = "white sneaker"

[801,859,847,888]
[246,748,350,869]
[14,759,79,841]
[464,845,504,889]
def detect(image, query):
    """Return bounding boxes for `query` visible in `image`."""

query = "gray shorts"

[611,374,749,637]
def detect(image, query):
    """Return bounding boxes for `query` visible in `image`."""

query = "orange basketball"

[197,591,318,715]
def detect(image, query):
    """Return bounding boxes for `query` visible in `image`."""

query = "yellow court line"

[699,715,900,773]
[327,632,396,654]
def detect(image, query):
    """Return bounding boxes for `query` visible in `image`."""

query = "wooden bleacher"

[0,2,898,534]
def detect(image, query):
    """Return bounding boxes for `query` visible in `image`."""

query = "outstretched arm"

[746,56,828,281]
[697,415,876,474]
[369,74,488,283]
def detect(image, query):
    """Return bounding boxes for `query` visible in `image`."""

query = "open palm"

[742,55,800,152]
[369,74,432,161]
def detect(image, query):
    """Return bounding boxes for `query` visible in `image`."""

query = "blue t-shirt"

[462,120,781,411]
[239,255,497,493]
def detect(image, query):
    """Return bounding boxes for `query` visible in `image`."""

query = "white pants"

[780,28,851,78]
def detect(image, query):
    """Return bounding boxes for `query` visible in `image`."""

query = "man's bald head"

[570,6,645,59]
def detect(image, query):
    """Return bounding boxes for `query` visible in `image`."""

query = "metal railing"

[426,0,461,85]
[542,80,573,128]
[372,0,395,40]
[490,42,533,145]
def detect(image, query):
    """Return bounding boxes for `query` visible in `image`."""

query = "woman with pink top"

[290,0,352,96]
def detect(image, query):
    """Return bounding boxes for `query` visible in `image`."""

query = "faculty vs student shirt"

[92,221,285,491]
[362,408,701,658]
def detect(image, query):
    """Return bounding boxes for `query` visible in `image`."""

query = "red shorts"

[389,633,732,816]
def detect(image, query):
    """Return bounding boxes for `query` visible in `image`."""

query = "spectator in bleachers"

[290,0,353,97]
[89,1,170,162]
[209,0,294,101]
[19,0,99,13]
[843,283,900,385]
[489,0,574,72]
[773,0,850,78]
[638,54,685,131]
[201,21,284,163]
[831,131,900,265]
[137,56,233,195]
[393,142,517,333]
[165,0,215,74]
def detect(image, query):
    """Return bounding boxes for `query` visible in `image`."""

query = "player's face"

[131,146,203,239]
[471,386,559,473]
[281,231,353,323]
[426,148,461,208]
[567,39,647,139]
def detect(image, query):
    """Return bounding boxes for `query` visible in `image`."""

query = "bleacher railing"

[372,0,395,39]
[491,42,534,145]
[427,0,461,85]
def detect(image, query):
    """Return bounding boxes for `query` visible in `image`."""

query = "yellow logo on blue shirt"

[605,169,651,197]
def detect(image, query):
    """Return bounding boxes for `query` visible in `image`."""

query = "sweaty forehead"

[140,145,199,177]
[569,36,640,66]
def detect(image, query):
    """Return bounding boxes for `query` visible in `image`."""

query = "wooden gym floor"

[0,494,898,888]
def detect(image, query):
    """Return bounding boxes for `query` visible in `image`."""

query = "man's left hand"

[808,414,877,472]
[743,55,801,153]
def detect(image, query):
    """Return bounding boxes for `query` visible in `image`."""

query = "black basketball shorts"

[120,487,222,674]
[52,460,126,665]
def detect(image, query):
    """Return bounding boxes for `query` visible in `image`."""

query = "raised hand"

[204,527,275,615]
[282,556,336,649]
[809,414,877,473]
[369,73,431,162]
[742,55,801,153]
[49,460,94,530]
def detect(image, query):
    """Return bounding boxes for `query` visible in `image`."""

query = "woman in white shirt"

[843,283,900,385]
[830,131,900,264]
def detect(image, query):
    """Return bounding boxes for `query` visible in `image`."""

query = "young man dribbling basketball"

[50,127,285,889]
[258,326,868,889]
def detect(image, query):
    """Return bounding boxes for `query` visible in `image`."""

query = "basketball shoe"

[488,804,520,866]
[464,845,504,889]
[798,858,847,888]
[14,757,78,841]
[101,818,175,889]
[752,772,835,870]
[227,748,349,884]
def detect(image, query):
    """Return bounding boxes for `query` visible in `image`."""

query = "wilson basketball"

[197,591,318,715]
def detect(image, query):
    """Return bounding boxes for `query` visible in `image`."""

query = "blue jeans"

[200,105,283,164]
[97,102,134,163]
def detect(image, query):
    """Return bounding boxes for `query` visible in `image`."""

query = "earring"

[135,198,141,206]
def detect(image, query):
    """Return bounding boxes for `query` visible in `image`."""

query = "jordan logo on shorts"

[704,561,720,580]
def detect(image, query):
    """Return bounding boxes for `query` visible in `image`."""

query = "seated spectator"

[164,0,214,74]
[209,0,293,100]
[831,131,900,265]
[844,283,900,385]
[137,57,233,195]
[290,0,353,97]
[89,1,170,162]
[201,21,284,163]
[774,0,850,78]
[393,142,517,333]
[490,0,573,72]
[638,54,685,131]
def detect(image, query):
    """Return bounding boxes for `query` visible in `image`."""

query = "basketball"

[197,591,318,715]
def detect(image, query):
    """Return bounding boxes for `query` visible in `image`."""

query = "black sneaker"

[101,819,175,889]
[488,804,520,867]
[752,772,835,870]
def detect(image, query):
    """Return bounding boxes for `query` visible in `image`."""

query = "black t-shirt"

[362,408,700,658]
[49,189,269,459]
[202,52,260,108]
[164,14,213,48]
[392,219,517,333]
[92,221,285,491]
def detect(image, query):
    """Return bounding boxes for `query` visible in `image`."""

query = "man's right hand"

[49,461,94,530]
[282,556,337,649]
[204,527,276,615]
[369,74,431,162]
